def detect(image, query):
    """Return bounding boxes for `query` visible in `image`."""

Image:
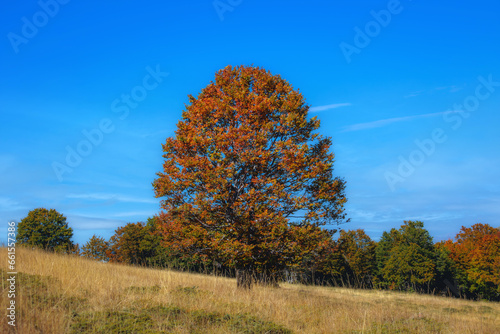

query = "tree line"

[15,208,500,301]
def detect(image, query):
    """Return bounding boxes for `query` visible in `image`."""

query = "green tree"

[374,228,398,287]
[81,235,109,261]
[140,216,176,268]
[338,229,376,288]
[375,221,437,292]
[153,65,348,289]
[17,208,73,252]
[434,241,459,297]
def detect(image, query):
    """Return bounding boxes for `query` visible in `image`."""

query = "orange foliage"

[441,223,500,300]
[153,65,348,287]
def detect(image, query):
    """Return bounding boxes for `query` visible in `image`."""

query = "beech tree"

[17,208,74,252]
[154,65,348,288]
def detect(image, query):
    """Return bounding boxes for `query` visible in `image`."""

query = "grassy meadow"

[1,247,499,333]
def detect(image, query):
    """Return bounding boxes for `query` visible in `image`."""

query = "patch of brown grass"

[1,247,499,333]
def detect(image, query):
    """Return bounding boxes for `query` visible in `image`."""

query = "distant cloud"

[66,214,127,230]
[404,90,424,98]
[0,197,24,211]
[348,209,395,224]
[405,85,465,98]
[110,210,158,218]
[309,103,351,113]
[342,110,459,132]
[67,193,159,204]
[124,129,172,139]
[405,213,463,222]
[435,84,465,93]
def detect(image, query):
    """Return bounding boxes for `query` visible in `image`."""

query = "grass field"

[0,247,499,333]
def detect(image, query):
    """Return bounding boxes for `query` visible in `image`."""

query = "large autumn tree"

[154,65,348,288]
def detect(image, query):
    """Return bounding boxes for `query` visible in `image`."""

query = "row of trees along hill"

[15,208,500,301]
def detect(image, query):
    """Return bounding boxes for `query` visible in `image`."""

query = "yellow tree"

[154,65,348,288]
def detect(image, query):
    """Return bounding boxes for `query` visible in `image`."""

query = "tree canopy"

[17,208,74,252]
[153,65,348,288]
[81,235,109,262]
[106,222,160,265]
[338,229,376,287]
[375,221,436,291]
[440,223,500,300]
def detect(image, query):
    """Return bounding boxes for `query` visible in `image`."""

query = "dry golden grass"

[1,247,499,333]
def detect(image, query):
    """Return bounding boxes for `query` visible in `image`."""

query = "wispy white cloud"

[309,103,351,113]
[110,210,158,218]
[404,90,424,98]
[435,84,465,93]
[405,85,465,98]
[121,129,172,139]
[342,110,460,132]
[0,197,25,211]
[348,209,395,223]
[66,214,127,230]
[67,193,159,204]
[405,213,462,222]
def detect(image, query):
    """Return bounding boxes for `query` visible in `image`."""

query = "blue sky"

[1,0,499,246]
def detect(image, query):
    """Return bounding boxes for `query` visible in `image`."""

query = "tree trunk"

[236,269,252,289]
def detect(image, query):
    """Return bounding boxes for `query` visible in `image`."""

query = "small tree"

[81,235,109,261]
[434,241,459,297]
[154,65,348,288]
[338,229,376,288]
[376,221,436,292]
[107,221,162,265]
[297,231,348,286]
[441,223,500,301]
[17,208,73,252]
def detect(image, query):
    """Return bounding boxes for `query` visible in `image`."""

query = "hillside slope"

[1,247,499,333]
